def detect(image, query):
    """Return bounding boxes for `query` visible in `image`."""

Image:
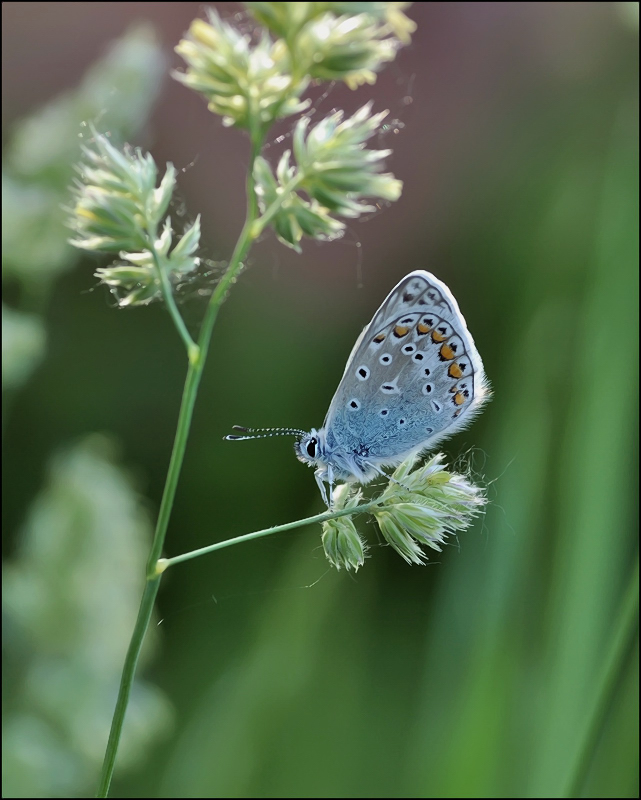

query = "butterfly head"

[227,424,331,474]
[294,428,325,467]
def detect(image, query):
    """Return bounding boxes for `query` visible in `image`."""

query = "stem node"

[188,343,201,366]
[154,558,169,576]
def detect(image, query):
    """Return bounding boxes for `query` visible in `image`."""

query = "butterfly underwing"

[228,270,490,505]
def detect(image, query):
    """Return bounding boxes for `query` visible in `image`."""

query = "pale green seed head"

[68,130,200,307]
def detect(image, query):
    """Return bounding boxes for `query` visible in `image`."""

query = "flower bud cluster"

[174,4,415,130]
[68,131,200,307]
[373,454,487,565]
[174,10,310,130]
[321,454,486,570]
[253,103,402,250]
[248,2,415,89]
[321,484,367,571]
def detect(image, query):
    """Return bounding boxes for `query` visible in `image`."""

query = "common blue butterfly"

[227,271,490,505]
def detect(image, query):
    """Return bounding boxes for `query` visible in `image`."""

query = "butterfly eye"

[306,438,318,458]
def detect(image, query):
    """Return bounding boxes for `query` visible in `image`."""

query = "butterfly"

[227,271,490,505]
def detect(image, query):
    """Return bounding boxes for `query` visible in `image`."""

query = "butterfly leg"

[326,464,335,509]
[314,469,330,507]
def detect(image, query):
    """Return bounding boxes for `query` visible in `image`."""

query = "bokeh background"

[2,3,638,798]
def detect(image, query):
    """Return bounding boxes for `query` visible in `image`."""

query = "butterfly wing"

[323,270,490,465]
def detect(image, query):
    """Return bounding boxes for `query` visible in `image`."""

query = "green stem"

[144,362,200,574]
[564,558,639,798]
[154,250,199,363]
[95,578,160,798]
[95,131,264,798]
[156,501,380,572]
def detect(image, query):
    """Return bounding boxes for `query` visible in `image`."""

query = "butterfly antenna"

[224,425,306,441]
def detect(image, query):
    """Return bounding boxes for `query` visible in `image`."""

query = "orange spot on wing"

[448,363,463,379]
[373,333,385,343]
[440,344,455,360]
[417,322,431,335]
[453,392,465,406]
[431,329,447,343]
[393,325,410,338]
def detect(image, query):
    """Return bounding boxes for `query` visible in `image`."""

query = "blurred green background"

[2,3,638,798]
